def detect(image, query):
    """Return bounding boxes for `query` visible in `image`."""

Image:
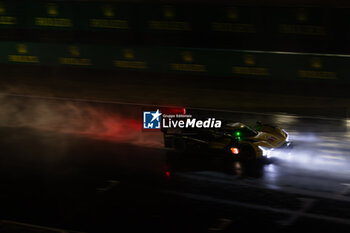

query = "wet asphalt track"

[0,95,350,232]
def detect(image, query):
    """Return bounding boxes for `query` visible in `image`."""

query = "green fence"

[0,1,343,39]
[1,41,347,81]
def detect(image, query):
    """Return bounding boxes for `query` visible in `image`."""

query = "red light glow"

[161,107,186,115]
[165,171,171,177]
[230,147,239,154]
[24,104,163,148]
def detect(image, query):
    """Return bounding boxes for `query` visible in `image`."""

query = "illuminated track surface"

[0,94,350,232]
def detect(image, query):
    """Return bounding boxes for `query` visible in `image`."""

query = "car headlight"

[282,129,289,142]
[258,146,272,158]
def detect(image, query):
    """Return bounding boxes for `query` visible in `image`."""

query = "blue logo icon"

[143,109,162,129]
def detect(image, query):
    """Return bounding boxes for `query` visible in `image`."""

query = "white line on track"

[208,218,232,232]
[230,49,350,58]
[164,191,350,225]
[0,219,85,233]
[278,198,316,226]
[337,183,350,197]
[96,180,120,193]
[176,172,350,203]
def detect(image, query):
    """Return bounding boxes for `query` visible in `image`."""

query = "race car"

[162,121,292,160]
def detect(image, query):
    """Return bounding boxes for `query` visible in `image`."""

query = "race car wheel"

[172,137,187,153]
[239,144,256,161]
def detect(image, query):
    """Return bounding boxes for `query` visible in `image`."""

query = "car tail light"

[230,147,239,154]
